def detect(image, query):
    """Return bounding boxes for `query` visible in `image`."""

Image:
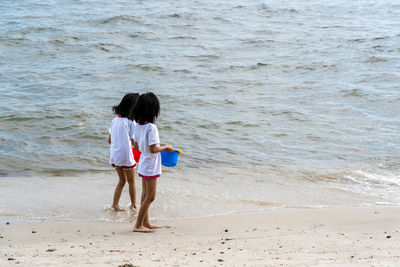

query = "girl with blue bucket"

[132,92,174,233]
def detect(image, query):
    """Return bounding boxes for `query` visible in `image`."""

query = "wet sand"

[1,206,399,266]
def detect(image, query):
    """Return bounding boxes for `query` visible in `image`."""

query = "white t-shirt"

[109,116,136,167]
[134,123,162,176]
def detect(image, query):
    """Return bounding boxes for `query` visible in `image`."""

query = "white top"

[109,116,136,167]
[134,123,161,176]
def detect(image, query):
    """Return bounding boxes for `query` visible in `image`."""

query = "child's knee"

[146,194,156,203]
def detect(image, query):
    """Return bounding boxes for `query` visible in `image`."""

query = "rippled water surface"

[0,0,399,222]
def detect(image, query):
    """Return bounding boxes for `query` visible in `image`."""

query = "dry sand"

[1,206,399,266]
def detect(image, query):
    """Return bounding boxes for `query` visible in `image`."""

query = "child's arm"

[108,134,111,144]
[149,144,174,153]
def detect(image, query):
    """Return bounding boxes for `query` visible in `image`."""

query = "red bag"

[132,148,141,162]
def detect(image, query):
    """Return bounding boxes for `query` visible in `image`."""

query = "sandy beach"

[1,206,399,266]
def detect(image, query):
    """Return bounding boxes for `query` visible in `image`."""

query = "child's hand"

[165,146,174,153]
[132,141,138,150]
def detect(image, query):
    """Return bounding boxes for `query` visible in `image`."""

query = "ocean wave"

[341,88,368,98]
[224,62,271,71]
[301,169,400,188]
[164,13,202,22]
[347,38,367,43]
[365,56,388,64]
[184,54,219,61]
[170,35,197,40]
[296,64,335,72]
[0,37,31,46]
[17,26,61,35]
[173,69,192,73]
[372,36,390,41]
[352,170,400,187]
[93,43,125,52]
[97,15,141,25]
[125,64,165,72]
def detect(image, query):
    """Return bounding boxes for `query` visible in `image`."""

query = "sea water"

[0,0,399,223]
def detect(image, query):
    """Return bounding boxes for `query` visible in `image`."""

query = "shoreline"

[1,171,399,225]
[1,205,400,266]
[2,203,397,226]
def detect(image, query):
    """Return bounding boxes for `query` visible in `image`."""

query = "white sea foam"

[353,170,400,187]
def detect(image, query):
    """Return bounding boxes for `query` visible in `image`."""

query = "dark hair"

[112,93,140,120]
[133,92,160,124]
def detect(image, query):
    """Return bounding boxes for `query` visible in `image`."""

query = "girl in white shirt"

[132,92,173,233]
[108,93,139,212]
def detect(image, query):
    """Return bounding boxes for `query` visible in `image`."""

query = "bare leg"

[112,167,126,211]
[141,178,149,226]
[125,169,137,210]
[140,178,146,207]
[133,178,158,233]
[143,179,163,229]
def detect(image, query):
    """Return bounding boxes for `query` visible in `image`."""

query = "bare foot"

[112,205,125,212]
[133,226,154,233]
[144,223,163,229]
[129,205,138,211]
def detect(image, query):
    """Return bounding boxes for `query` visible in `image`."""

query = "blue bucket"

[161,149,182,167]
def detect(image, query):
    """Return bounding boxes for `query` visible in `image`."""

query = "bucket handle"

[174,149,182,154]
